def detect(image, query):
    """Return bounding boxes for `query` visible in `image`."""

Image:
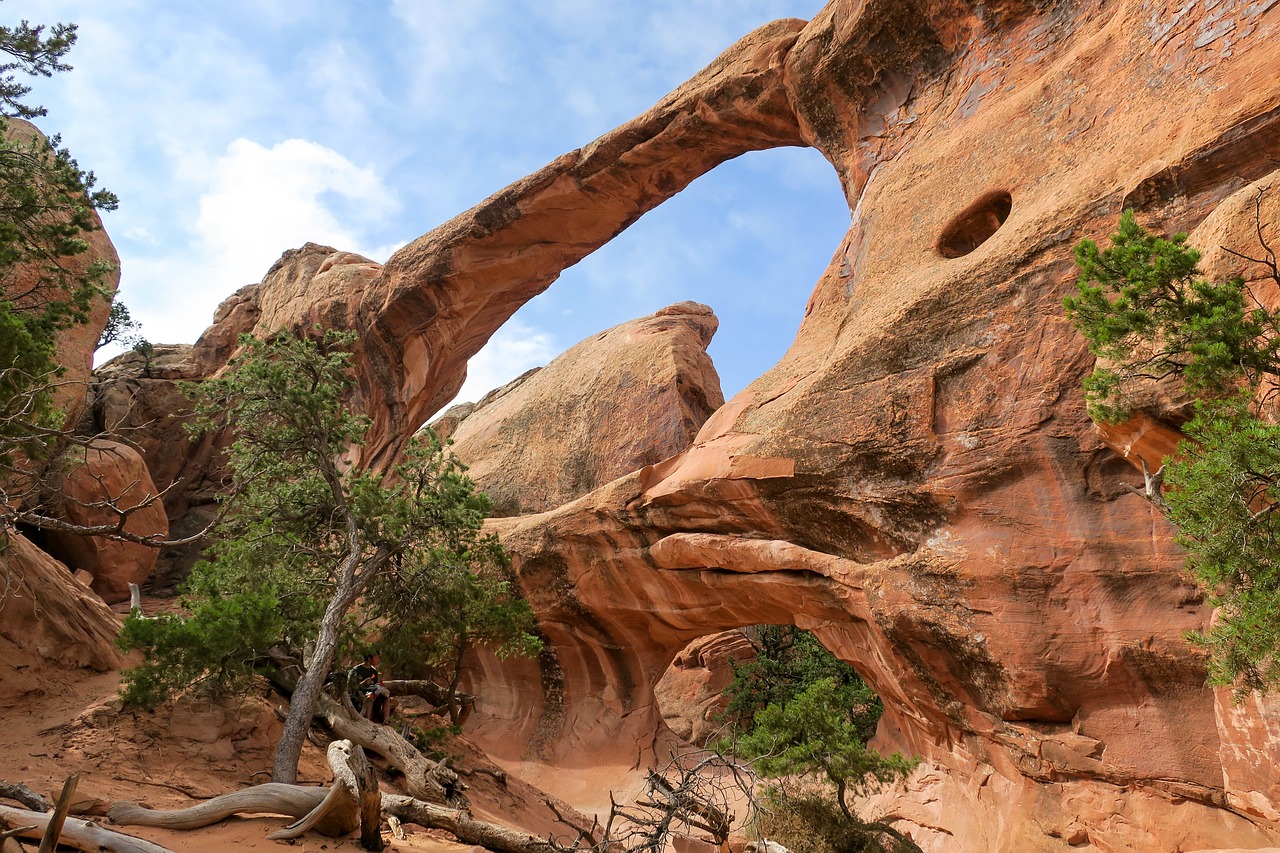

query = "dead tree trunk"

[379,679,475,726]
[0,804,175,853]
[267,666,462,804]
[110,740,380,847]
[266,740,382,850]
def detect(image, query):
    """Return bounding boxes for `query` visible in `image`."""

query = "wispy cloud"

[453,319,559,405]
[116,137,400,350]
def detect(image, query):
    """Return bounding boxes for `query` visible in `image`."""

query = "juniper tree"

[1064,203,1280,691]
[715,627,916,851]
[118,331,539,783]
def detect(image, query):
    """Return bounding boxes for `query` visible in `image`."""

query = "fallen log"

[110,740,383,850]
[0,805,175,853]
[0,782,51,813]
[379,679,475,724]
[108,784,327,831]
[107,779,589,852]
[382,794,566,853]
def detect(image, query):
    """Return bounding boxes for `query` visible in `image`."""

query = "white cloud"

[452,320,559,405]
[195,137,399,281]
[110,137,403,350]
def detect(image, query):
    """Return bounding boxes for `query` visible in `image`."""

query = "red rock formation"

[41,438,169,603]
[0,119,120,428]
[434,302,723,516]
[655,631,755,746]
[0,532,121,670]
[324,3,1278,850]
[75,1,1280,849]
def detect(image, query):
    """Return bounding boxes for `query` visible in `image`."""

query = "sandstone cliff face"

[56,0,1280,849]
[433,302,724,516]
[296,2,1276,850]
[0,119,121,430]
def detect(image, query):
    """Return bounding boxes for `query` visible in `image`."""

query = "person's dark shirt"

[353,662,378,689]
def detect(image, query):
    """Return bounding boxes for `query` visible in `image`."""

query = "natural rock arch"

[173,1,1280,849]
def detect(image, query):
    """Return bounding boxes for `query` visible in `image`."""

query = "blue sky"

[10,1,850,404]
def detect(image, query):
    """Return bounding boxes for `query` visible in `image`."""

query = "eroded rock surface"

[654,631,755,746]
[57,0,1280,849]
[41,439,169,603]
[434,302,723,516]
[0,532,121,670]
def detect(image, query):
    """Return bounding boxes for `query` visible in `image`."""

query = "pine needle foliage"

[716,627,915,850]
[1064,206,1280,691]
[118,331,539,780]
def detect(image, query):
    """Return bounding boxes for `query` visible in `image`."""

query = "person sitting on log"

[351,652,393,723]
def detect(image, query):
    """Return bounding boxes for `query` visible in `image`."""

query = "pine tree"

[1065,206,1280,691]
[118,331,540,782]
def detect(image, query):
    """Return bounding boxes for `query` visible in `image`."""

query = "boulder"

[434,302,723,515]
[655,631,755,745]
[42,438,169,603]
[0,532,120,670]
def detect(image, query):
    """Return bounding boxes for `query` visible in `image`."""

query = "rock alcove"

[936,190,1013,258]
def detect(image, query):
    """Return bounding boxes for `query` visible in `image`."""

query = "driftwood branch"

[0,782,52,813]
[111,741,382,849]
[0,804,175,853]
[108,784,327,831]
[382,795,561,853]
[1124,458,1169,512]
[106,774,570,852]
[37,774,79,853]
[265,740,380,848]
[380,679,475,723]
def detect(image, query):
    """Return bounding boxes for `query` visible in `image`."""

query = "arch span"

[217,0,1280,849]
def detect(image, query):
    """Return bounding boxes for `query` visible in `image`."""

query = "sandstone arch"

[175,1,1280,849]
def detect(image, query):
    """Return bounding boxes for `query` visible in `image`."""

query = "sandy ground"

[0,615,499,852]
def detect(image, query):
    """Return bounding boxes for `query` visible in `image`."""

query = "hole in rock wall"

[458,148,849,405]
[652,625,904,848]
[936,190,1013,258]
[654,625,884,748]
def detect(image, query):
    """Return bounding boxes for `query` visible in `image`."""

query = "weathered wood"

[0,805,176,853]
[267,666,461,804]
[351,744,384,851]
[111,741,379,846]
[108,784,327,830]
[382,795,563,853]
[38,773,78,853]
[0,782,51,813]
[265,740,367,841]
[2,831,29,853]
[263,784,347,841]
